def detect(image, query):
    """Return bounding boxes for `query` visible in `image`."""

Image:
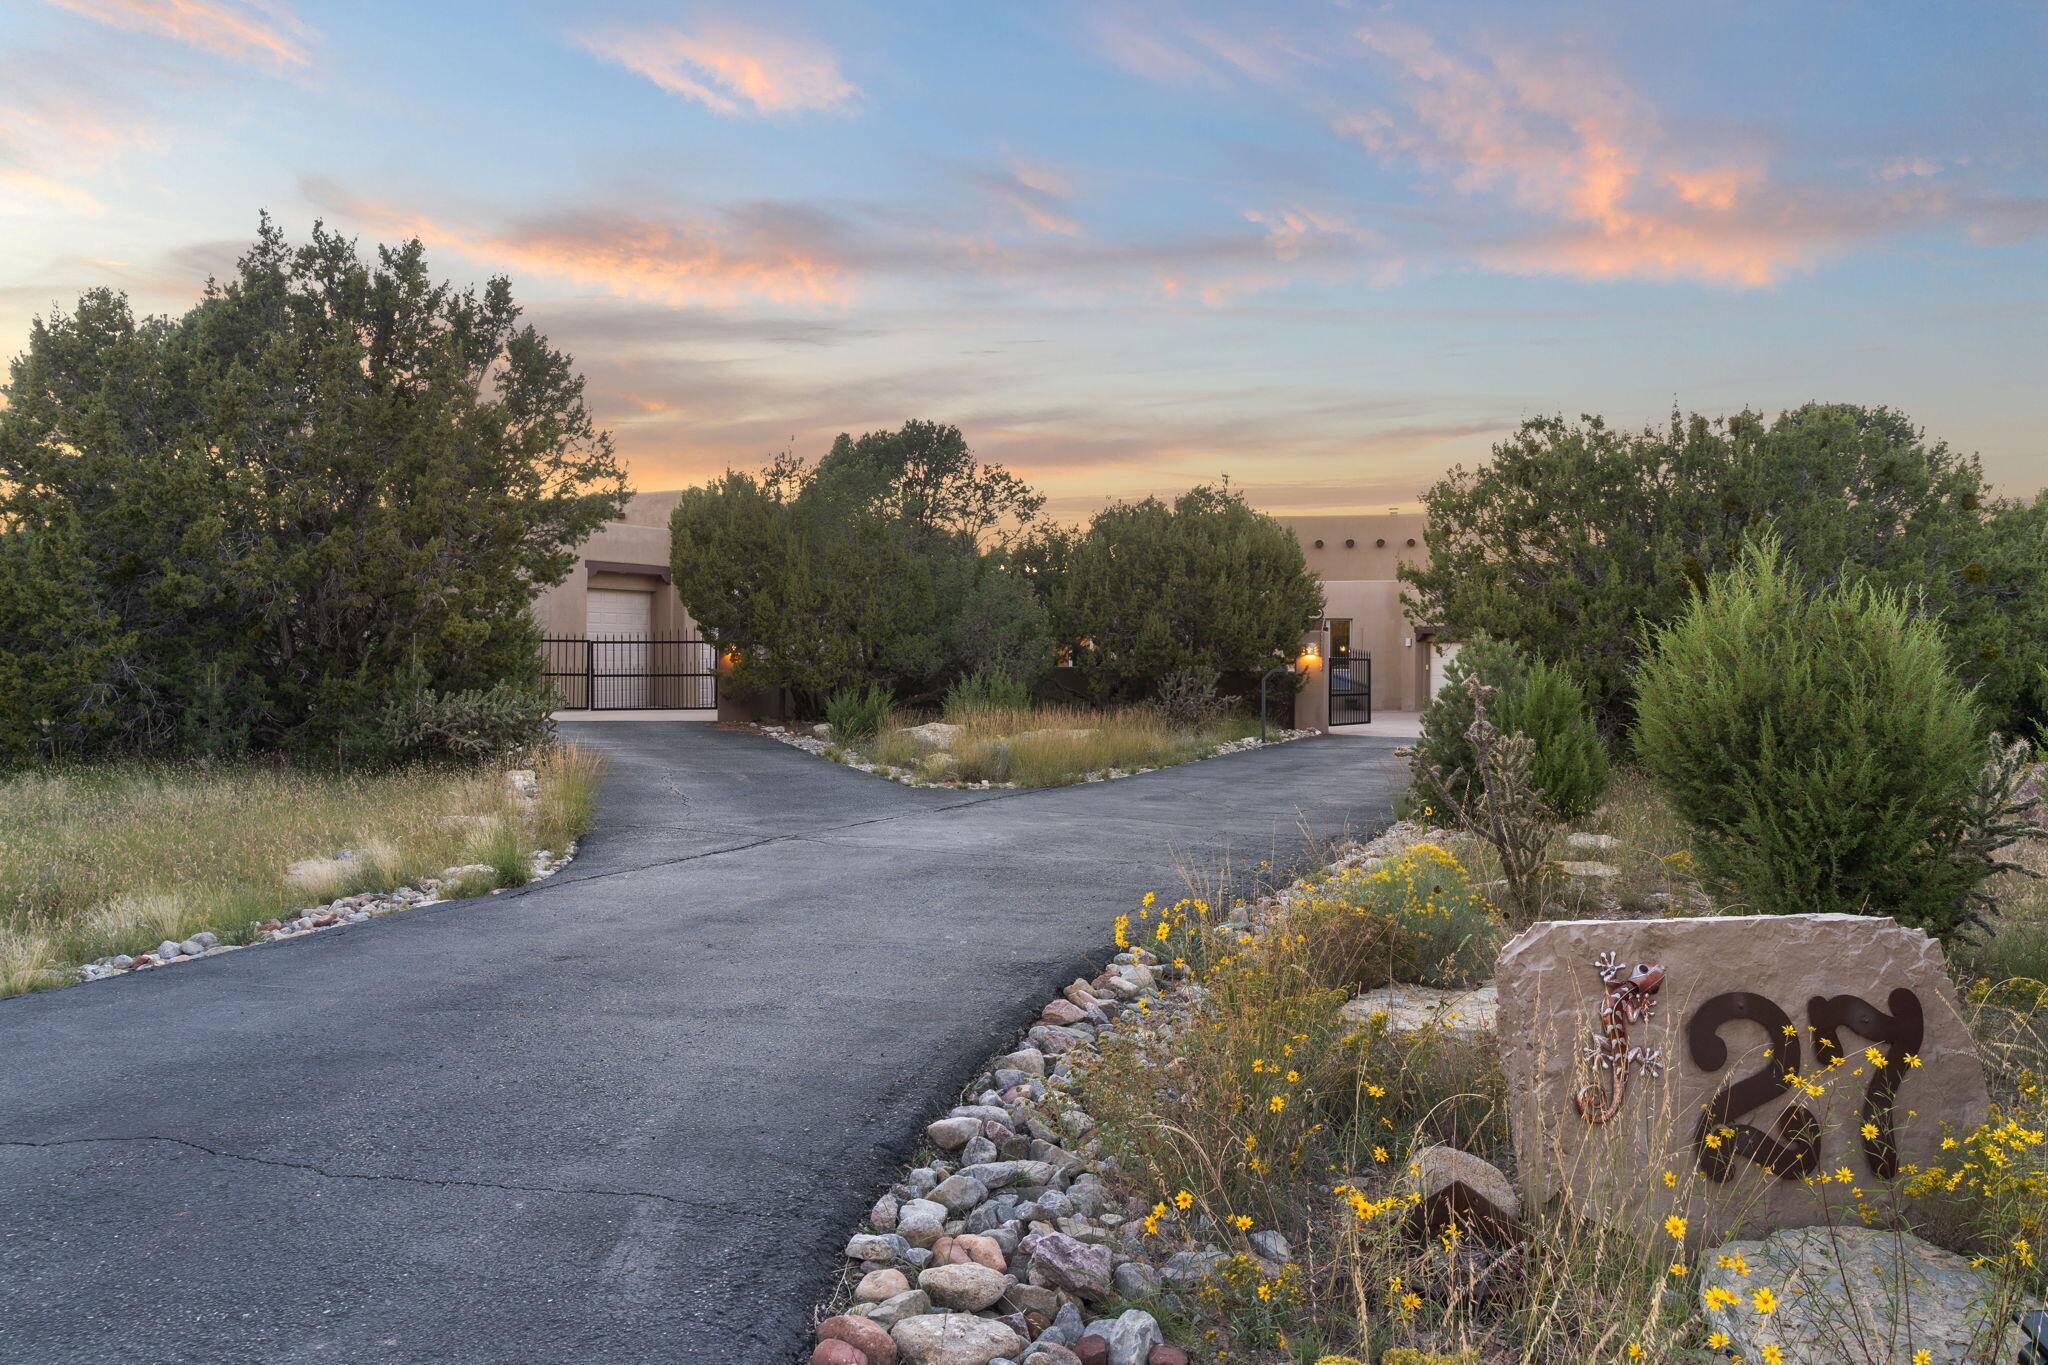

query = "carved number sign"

[1687,988,1925,1182]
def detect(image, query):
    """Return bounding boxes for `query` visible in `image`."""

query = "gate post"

[1293,626,1331,734]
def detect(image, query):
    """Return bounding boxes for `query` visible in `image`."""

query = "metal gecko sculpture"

[1573,951,1667,1123]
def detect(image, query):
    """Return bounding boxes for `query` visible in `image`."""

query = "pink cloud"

[577,20,856,117]
[305,182,855,308]
[1329,22,2019,289]
[970,155,1084,236]
[40,0,313,71]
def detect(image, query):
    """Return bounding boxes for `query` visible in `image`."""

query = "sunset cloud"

[0,58,152,213]
[305,181,855,308]
[969,156,1084,237]
[39,0,313,71]
[577,20,856,117]
[1331,22,1999,288]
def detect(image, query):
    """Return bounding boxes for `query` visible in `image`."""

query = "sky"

[2,1,2045,518]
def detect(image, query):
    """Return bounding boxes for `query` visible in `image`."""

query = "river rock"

[812,1341,864,1365]
[856,1268,910,1302]
[928,1116,982,1150]
[848,1232,912,1262]
[866,1289,931,1330]
[890,1312,1024,1365]
[1020,1231,1112,1301]
[928,1174,989,1213]
[819,1313,899,1365]
[897,1199,948,1247]
[919,1262,1009,1311]
[1699,1225,2032,1363]
[1080,1310,1160,1365]
[1497,914,1989,1240]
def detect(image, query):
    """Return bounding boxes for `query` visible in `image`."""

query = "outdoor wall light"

[1297,642,1321,669]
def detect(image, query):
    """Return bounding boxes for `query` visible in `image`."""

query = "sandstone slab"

[1497,914,1988,1240]
[1340,983,1497,1041]
[1699,1225,2032,1363]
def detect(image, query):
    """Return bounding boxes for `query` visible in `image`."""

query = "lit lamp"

[1297,642,1321,670]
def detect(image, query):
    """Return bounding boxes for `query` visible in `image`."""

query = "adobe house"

[1271,512,1454,719]
[538,495,1455,725]
[531,492,713,710]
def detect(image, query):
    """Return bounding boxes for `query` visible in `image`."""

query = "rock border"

[810,820,1433,1365]
[68,845,576,986]
[759,722,1317,791]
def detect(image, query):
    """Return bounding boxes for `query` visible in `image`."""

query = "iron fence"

[542,637,717,711]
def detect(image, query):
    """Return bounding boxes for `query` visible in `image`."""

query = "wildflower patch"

[1498,913,1990,1241]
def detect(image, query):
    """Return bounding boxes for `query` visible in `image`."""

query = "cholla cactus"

[1948,731,2043,935]
[1425,678,1556,923]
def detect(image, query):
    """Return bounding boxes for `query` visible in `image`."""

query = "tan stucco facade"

[532,491,695,640]
[1271,512,1442,714]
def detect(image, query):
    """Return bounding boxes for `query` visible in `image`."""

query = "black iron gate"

[1329,652,1372,725]
[542,638,718,711]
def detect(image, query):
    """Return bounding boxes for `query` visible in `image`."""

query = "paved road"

[1,724,1407,1364]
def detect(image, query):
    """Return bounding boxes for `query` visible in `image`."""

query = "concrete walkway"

[0,724,1407,1364]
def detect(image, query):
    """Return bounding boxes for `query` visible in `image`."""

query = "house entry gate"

[542,638,718,711]
[1329,652,1372,725]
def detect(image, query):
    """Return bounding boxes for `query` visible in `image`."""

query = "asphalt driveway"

[1,723,1407,1363]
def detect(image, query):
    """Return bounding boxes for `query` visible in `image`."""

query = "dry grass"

[846,702,1266,788]
[0,746,604,997]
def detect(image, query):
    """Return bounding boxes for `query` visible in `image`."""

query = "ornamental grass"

[0,745,603,997]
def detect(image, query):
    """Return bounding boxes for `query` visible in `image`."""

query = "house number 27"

[1686,988,1925,1182]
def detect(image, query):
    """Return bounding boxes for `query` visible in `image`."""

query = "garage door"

[587,588,653,708]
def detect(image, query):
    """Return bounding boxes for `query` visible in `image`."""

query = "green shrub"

[1293,842,1502,991]
[825,684,892,743]
[1633,539,1985,935]
[943,668,1030,721]
[1407,633,1530,817]
[378,664,556,763]
[1498,659,1610,820]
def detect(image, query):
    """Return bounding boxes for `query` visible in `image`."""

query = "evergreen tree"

[0,217,627,761]
[1047,485,1324,703]
[1402,404,2048,734]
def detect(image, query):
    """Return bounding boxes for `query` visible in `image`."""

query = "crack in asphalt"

[1,1135,754,1214]
[526,784,1042,891]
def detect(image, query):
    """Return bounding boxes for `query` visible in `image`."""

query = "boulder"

[889,1312,1024,1365]
[1339,983,1496,1041]
[1699,1224,2033,1363]
[819,1314,899,1364]
[1397,1145,1522,1237]
[1497,913,1990,1240]
[1565,832,1619,851]
[812,1341,865,1365]
[918,1262,1009,1312]
[905,722,963,748]
[1146,1349,1189,1365]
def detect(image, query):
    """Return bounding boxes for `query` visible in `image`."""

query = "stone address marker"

[1496,914,1989,1241]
